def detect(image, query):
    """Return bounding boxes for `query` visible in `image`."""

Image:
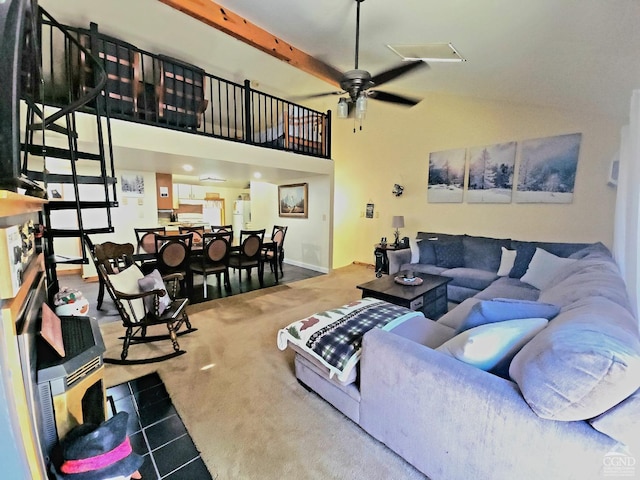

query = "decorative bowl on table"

[394,274,423,286]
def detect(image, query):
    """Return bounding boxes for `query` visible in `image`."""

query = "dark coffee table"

[356,270,451,319]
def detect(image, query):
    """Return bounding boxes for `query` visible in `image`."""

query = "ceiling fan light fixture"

[387,43,466,62]
[337,98,349,118]
[355,92,368,119]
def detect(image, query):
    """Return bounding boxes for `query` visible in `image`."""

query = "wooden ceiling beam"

[158,0,342,88]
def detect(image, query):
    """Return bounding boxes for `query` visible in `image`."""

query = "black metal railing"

[37,20,332,159]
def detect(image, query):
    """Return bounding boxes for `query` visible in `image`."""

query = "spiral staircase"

[1,0,117,300]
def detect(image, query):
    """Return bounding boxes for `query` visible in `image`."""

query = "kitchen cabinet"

[174,184,209,203]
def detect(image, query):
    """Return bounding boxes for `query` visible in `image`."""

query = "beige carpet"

[100,264,427,480]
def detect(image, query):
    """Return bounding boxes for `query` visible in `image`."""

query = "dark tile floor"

[106,372,213,480]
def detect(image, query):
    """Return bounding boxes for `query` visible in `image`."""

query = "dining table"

[132,235,280,284]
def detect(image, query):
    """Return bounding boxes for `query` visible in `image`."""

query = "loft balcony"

[38,20,332,160]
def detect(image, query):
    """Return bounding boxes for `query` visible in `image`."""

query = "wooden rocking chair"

[98,260,196,364]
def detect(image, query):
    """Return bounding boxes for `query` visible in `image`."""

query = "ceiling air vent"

[387,43,466,62]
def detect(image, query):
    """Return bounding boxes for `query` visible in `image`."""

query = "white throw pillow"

[497,247,517,276]
[410,237,421,263]
[520,247,577,290]
[436,317,549,371]
[108,265,146,321]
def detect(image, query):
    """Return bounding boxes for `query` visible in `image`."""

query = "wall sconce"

[392,184,404,197]
[337,98,349,119]
[391,215,405,246]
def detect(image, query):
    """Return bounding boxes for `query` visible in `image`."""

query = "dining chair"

[134,227,166,273]
[98,260,194,364]
[210,224,234,243]
[190,231,233,297]
[179,225,206,244]
[92,240,136,310]
[228,229,265,289]
[263,225,288,276]
[154,233,194,297]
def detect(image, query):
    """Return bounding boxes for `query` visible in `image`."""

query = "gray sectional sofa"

[387,231,592,302]
[291,235,640,480]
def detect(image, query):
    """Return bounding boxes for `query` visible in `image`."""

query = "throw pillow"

[508,242,537,278]
[410,238,421,264]
[520,248,577,290]
[455,298,560,334]
[107,265,146,321]
[138,269,171,315]
[433,239,464,268]
[436,318,549,371]
[417,239,437,265]
[497,247,517,276]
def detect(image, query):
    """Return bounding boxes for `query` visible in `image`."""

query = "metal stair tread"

[45,201,118,210]
[21,143,102,161]
[26,171,116,185]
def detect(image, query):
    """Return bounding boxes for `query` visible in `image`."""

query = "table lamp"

[392,216,405,247]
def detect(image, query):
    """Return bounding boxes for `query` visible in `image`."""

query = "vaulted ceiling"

[38,0,640,182]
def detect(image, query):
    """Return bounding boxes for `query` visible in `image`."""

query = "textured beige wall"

[330,93,623,268]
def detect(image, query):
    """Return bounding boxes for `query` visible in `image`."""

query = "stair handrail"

[37,6,107,128]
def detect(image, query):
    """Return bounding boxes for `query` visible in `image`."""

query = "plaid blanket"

[277,297,424,383]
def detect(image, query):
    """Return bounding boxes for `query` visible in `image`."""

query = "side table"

[374,243,410,277]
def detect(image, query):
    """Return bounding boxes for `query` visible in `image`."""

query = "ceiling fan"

[300,0,428,120]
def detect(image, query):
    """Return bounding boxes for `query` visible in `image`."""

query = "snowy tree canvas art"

[465,142,516,203]
[428,148,466,203]
[515,133,581,203]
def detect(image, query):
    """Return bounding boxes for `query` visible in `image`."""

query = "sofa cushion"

[416,232,460,265]
[441,268,499,292]
[538,257,631,311]
[497,247,517,276]
[406,263,447,276]
[520,248,577,290]
[417,239,437,265]
[474,276,540,301]
[437,318,549,371]
[455,298,559,334]
[568,242,612,260]
[434,238,465,268]
[508,241,537,279]
[509,296,640,421]
[463,235,511,272]
[509,240,592,278]
[589,388,640,447]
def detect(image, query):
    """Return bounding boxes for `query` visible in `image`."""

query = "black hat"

[53,412,143,480]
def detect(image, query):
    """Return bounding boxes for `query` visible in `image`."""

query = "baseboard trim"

[57,267,82,276]
[283,259,329,274]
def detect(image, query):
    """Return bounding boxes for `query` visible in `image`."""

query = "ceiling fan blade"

[290,90,345,101]
[370,60,428,87]
[368,90,421,106]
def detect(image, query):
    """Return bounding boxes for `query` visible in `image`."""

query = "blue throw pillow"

[418,240,437,265]
[434,239,465,268]
[455,298,560,334]
[508,242,537,278]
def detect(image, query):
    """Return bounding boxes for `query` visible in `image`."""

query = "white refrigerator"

[232,199,251,233]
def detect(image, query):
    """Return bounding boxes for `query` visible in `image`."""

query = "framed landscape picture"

[121,174,145,197]
[428,148,466,203]
[279,183,308,218]
[465,141,516,203]
[515,133,582,203]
